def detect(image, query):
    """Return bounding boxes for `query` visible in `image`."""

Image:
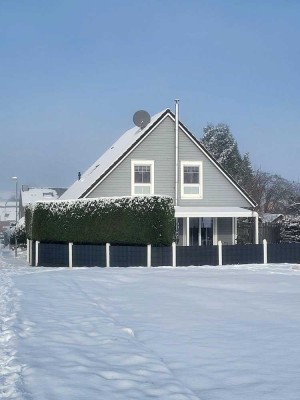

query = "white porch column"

[213,218,218,245]
[254,212,259,244]
[186,217,190,246]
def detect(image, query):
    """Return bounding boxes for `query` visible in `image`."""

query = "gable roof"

[21,187,67,206]
[60,109,169,200]
[61,109,256,207]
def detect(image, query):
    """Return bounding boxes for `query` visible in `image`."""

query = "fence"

[28,240,300,268]
[237,221,281,244]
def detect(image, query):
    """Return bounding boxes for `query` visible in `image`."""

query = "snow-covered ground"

[1,249,300,400]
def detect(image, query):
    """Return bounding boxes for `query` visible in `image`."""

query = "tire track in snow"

[0,258,26,399]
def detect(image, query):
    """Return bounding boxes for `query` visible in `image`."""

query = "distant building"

[19,186,67,218]
[0,201,19,233]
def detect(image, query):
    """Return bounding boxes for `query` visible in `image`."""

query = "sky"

[1,0,299,197]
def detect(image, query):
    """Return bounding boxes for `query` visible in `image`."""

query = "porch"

[175,207,259,246]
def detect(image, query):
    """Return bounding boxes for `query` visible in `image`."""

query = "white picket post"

[69,242,73,268]
[218,241,222,266]
[27,239,30,263]
[106,243,110,267]
[35,241,40,267]
[263,239,268,264]
[172,242,176,267]
[147,244,151,267]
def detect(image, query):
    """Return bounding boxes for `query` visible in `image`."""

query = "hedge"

[26,196,175,246]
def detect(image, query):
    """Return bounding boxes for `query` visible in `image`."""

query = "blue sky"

[1,0,299,195]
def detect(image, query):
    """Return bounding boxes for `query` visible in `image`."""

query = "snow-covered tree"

[280,215,300,242]
[201,123,253,186]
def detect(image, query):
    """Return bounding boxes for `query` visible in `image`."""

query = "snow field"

[1,250,300,399]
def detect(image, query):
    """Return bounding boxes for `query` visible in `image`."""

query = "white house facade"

[61,107,258,246]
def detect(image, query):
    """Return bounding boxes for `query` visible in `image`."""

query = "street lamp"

[11,176,18,257]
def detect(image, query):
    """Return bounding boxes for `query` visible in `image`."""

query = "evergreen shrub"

[26,196,175,246]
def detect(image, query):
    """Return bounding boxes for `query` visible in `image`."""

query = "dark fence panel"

[39,243,69,266]
[152,246,172,267]
[110,245,147,267]
[31,240,36,266]
[176,246,218,266]
[73,244,106,267]
[268,243,300,264]
[223,244,263,265]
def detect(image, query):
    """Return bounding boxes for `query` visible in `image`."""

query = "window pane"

[184,186,199,194]
[184,166,199,184]
[134,165,151,183]
[134,185,151,194]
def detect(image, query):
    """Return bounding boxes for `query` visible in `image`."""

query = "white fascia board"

[175,207,255,218]
[84,113,171,198]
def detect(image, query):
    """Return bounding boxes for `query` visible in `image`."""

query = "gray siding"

[88,115,252,208]
[178,130,251,207]
[88,116,175,198]
[218,218,233,245]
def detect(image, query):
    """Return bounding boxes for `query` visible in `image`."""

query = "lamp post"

[11,176,18,257]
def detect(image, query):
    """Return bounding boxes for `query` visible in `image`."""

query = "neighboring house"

[261,213,284,224]
[61,108,258,246]
[19,186,67,218]
[0,201,18,234]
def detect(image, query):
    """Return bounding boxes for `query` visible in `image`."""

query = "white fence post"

[35,241,40,267]
[69,242,73,268]
[263,239,268,264]
[106,243,110,268]
[27,239,30,263]
[218,240,222,266]
[147,244,151,267]
[172,242,176,267]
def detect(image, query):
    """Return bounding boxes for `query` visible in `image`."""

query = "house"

[61,106,258,246]
[19,186,67,218]
[0,201,18,234]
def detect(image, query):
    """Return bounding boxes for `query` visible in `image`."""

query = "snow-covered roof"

[21,188,61,206]
[60,109,169,200]
[261,213,283,223]
[0,202,18,221]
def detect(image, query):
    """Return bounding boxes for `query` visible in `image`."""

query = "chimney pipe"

[78,172,81,181]
[175,99,179,206]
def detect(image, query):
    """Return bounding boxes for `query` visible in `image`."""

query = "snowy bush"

[9,217,26,246]
[280,215,300,243]
[26,196,175,246]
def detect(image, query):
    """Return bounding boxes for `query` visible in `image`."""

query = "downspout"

[175,99,179,206]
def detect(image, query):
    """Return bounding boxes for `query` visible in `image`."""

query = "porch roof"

[175,206,256,218]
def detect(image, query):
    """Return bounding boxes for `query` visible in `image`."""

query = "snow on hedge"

[26,195,175,246]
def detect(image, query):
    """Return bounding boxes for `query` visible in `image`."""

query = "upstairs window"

[181,161,203,199]
[131,160,154,195]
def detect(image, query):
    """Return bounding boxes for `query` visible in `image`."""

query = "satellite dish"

[133,110,151,129]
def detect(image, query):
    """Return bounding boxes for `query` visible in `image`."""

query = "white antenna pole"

[175,99,179,206]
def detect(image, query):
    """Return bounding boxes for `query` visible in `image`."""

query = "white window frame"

[131,160,154,196]
[181,161,203,199]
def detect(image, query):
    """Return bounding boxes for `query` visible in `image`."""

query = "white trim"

[84,113,170,198]
[175,206,255,218]
[131,159,154,196]
[180,161,203,199]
